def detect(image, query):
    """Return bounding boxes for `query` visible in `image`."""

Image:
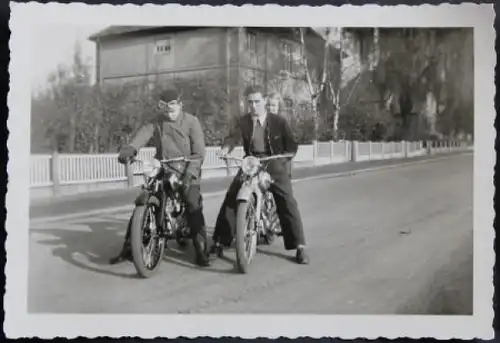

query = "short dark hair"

[244,84,266,98]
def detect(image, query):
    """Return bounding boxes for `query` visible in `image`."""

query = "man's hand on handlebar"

[217,146,230,158]
[118,146,137,165]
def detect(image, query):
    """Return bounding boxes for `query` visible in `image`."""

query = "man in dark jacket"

[110,88,211,267]
[210,85,309,264]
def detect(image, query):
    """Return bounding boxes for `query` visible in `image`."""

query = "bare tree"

[264,27,340,141]
[298,27,330,139]
[324,28,380,141]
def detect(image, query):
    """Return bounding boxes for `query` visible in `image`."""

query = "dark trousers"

[122,184,208,255]
[182,184,209,256]
[213,171,305,250]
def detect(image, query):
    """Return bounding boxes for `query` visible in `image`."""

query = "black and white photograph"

[5,2,495,340]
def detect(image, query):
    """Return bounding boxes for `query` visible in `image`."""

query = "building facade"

[89,26,327,113]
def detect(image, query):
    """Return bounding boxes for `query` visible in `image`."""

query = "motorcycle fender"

[148,195,161,207]
[237,184,263,214]
[134,191,160,207]
[236,184,254,202]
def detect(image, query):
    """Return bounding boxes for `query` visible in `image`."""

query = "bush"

[31,74,232,153]
[281,104,316,144]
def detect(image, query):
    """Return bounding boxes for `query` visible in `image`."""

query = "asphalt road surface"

[28,153,473,314]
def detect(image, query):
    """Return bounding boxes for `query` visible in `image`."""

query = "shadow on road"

[31,217,141,279]
[31,218,237,278]
[163,246,237,275]
[256,246,296,263]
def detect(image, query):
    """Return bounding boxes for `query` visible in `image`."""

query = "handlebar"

[128,156,202,164]
[259,153,295,161]
[217,153,294,162]
[160,157,199,164]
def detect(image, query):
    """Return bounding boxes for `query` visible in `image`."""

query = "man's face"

[159,99,181,120]
[267,98,279,115]
[247,92,266,117]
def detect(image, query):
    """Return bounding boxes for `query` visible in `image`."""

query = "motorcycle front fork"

[262,194,278,232]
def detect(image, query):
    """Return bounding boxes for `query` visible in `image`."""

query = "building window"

[283,98,293,111]
[246,32,257,54]
[281,40,294,73]
[154,38,172,55]
[299,103,311,111]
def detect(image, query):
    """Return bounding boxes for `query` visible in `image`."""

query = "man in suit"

[210,85,309,264]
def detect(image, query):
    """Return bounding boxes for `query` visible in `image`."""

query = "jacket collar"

[246,111,274,125]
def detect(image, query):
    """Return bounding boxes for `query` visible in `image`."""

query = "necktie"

[251,118,260,142]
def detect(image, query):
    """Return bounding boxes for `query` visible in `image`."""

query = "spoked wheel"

[235,196,258,274]
[130,204,166,278]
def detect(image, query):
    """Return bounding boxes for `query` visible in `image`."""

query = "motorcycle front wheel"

[263,197,279,245]
[130,204,166,278]
[235,196,258,274]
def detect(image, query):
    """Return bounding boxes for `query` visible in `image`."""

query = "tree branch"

[299,28,315,98]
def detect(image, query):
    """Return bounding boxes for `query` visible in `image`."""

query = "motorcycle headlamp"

[142,158,162,178]
[241,156,261,176]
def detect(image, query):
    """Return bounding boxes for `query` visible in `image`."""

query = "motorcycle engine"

[164,196,185,236]
[165,194,183,217]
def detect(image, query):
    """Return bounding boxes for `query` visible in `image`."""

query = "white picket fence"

[30,140,471,189]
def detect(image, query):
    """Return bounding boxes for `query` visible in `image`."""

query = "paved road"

[28,153,473,314]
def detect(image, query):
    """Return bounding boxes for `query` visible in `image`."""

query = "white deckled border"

[6,2,496,340]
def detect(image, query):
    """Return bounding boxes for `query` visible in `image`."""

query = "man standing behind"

[210,85,309,265]
[110,87,211,267]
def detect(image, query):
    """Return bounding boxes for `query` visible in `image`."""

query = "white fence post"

[345,141,351,161]
[351,141,359,162]
[50,150,60,196]
[329,140,334,161]
[126,162,134,187]
[312,140,318,165]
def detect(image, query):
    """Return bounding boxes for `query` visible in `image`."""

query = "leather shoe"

[295,247,309,265]
[109,249,132,264]
[209,242,224,258]
[196,253,211,267]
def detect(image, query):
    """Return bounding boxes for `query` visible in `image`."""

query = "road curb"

[30,152,471,225]
[292,152,468,184]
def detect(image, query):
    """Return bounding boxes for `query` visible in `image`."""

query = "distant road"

[28,153,472,315]
[30,152,466,220]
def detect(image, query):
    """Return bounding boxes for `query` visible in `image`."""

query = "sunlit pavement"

[28,154,473,315]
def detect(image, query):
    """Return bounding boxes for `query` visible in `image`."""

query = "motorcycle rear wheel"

[235,197,258,274]
[130,204,166,278]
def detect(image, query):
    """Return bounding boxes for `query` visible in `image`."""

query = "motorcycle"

[217,153,294,274]
[126,156,198,278]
